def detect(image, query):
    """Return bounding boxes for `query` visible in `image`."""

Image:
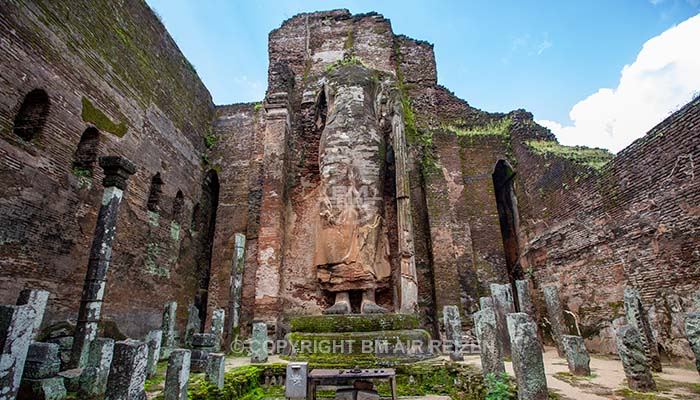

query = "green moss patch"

[290,314,420,333]
[81,97,128,137]
[443,118,512,138]
[525,140,613,169]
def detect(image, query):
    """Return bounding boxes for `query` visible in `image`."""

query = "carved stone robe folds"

[314,64,392,292]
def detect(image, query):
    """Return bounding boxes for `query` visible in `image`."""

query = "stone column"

[70,156,136,369]
[443,305,464,361]
[161,302,177,348]
[254,93,290,327]
[392,110,418,313]
[78,337,114,400]
[623,288,662,372]
[490,283,515,358]
[145,330,163,379]
[543,285,566,357]
[616,325,656,392]
[16,289,49,340]
[0,304,36,400]
[164,349,190,400]
[473,307,504,376]
[105,339,148,400]
[692,290,700,312]
[561,335,591,376]
[507,313,548,400]
[184,303,201,348]
[205,353,225,389]
[209,308,225,352]
[251,321,268,363]
[227,232,245,347]
[684,312,700,376]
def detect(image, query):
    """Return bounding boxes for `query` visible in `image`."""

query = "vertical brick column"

[70,156,136,369]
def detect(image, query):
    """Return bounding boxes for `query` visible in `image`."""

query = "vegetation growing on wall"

[81,97,128,137]
[525,140,613,169]
[443,118,512,138]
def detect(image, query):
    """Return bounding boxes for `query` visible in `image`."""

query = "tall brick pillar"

[254,92,289,330]
[70,156,136,369]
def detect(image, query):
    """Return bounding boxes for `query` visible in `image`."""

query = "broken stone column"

[479,296,494,310]
[105,339,148,400]
[684,312,700,376]
[693,290,700,312]
[251,321,268,363]
[164,349,190,400]
[543,285,566,357]
[0,304,37,400]
[473,307,505,376]
[623,288,662,372]
[227,232,246,347]
[515,280,538,327]
[190,333,217,373]
[561,335,591,376]
[17,342,66,400]
[205,353,225,389]
[507,313,548,400]
[161,302,177,351]
[616,325,656,392]
[77,338,114,400]
[209,308,225,352]
[490,283,515,358]
[184,303,201,348]
[16,289,49,340]
[70,156,136,369]
[443,305,464,361]
[145,330,163,379]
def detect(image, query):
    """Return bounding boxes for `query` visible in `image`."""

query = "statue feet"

[323,291,350,315]
[361,302,388,314]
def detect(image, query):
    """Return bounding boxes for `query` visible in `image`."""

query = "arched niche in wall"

[13,89,50,141]
[147,173,164,213]
[72,127,101,175]
[492,159,523,284]
[193,169,220,327]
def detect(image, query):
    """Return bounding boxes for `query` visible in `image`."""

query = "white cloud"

[536,39,552,55]
[537,14,700,153]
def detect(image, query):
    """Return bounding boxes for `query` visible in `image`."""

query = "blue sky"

[146,1,700,152]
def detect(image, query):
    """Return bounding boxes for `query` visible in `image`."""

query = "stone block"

[205,353,225,389]
[191,332,217,348]
[17,376,66,400]
[57,368,82,393]
[616,325,655,392]
[189,350,210,373]
[443,305,464,361]
[473,308,505,376]
[335,388,356,400]
[285,362,308,398]
[562,335,591,376]
[0,304,37,400]
[77,337,114,399]
[105,339,148,400]
[251,322,268,363]
[356,389,380,400]
[210,308,225,351]
[184,304,201,348]
[684,312,700,376]
[164,349,190,400]
[16,289,49,340]
[507,313,548,400]
[145,330,163,379]
[22,342,61,379]
[543,285,566,357]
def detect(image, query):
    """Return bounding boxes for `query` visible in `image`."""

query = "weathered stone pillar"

[542,285,566,357]
[205,353,225,389]
[209,308,225,352]
[684,312,700,376]
[507,313,548,400]
[490,283,515,358]
[227,232,245,347]
[184,303,201,348]
[443,305,464,361]
[693,290,700,312]
[70,156,136,369]
[16,289,49,340]
[164,349,190,400]
[17,342,66,400]
[161,302,177,348]
[254,93,290,327]
[145,330,163,379]
[616,325,655,392]
[105,339,148,400]
[285,362,308,399]
[473,307,504,376]
[623,288,662,372]
[0,304,36,400]
[392,109,418,313]
[251,321,268,363]
[77,338,114,400]
[561,335,590,376]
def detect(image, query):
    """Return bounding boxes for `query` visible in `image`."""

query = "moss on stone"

[290,314,420,333]
[525,139,613,170]
[81,97,128,137]
[444,118,512,138]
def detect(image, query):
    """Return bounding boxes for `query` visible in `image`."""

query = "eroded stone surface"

[210,308,225,351]
[684,312,700,376]
[562,335,591,376]
[443,305,464,361]
[251,322,268,363]
[161,302,177,349]
[616,325,656,392]
[185,304,201,348]
[164,349,190,400]
[473,307,504,376]
[490,284,515,358]
[105,339,148,400]
[205,353,225,389]
[623,288,662,372]
[0,304,36,400]
[16,289,49,340]
[507,313,547,400]
[77,337,114,400]
[543,285,566,357]
[145,330,163,379]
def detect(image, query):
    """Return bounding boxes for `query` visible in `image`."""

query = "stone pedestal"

[490,284,515,358]
[543,285,566,357]
[0,304,37,400]
[164,349,190,400]
[562,335,591,376]
[507,313,548,400]
[105,339,148,400]
[616,325,656,392]
[205,353,225,389]
[473,307,504,376]
[623,288,662,372]
[443,305,464,361]
[189,333,217,372]
[145,330,163,379]
[16,289,49,340]
[684,312,700,376]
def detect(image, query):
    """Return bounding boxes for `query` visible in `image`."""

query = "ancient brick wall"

[517,98,700,358]
[0,0,214,337]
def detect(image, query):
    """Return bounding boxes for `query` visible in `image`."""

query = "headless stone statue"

[314,63,392,314]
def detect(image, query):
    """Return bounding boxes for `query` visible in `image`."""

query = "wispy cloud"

[536,39,552,55]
